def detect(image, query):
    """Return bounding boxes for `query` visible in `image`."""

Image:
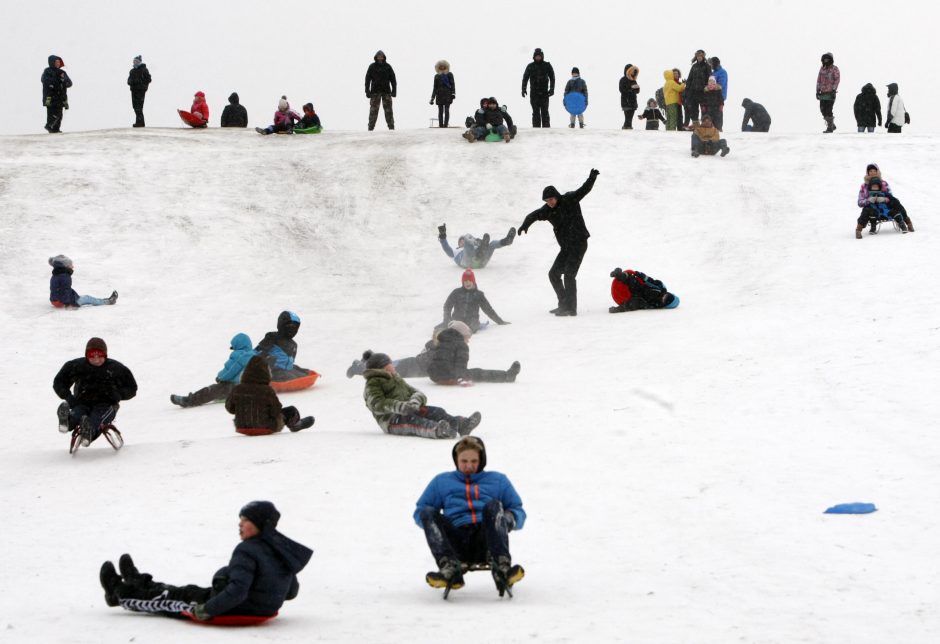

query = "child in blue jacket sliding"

[170,333,258,407]
[48,255,117,308]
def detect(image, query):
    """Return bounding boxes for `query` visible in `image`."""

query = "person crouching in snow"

[256,96,301,134]
[53,337,137,446]
[170,332,258,408]
[255,311,311,381]
[415,436,526,594]
[438,223,516,269]
[609,267,679,313]
[99,501,312,622]
[298,103,320,129]
[690,114,729,157]
[48,255,117,308]
[190,91,209,126]
[428,321,520,385]
[439,268,508,333]
[225,356,313,434]
[361,350,481,439]
[464,97,514,142]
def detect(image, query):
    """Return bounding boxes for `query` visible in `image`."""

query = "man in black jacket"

[127,55,151,127]
[684,50,711,126]
[53,337,137,446]
[220,92,249,127]
[521,48,555,127]
[99,501,313,622]
[41,54,72,133]
[365,50,397,130]
[518,169,599,316]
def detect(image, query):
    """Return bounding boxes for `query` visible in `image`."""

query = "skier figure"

[609,267,680,313]
[638,98,666,130]
[53,337,137,447]
[853,84,882,133]
[518,169,599,316]
[41,54,72,133]
[48,255,117,308]
[255,311,311,381]
[361,350,481,439]
[439,268,509,333]
[430,60,455,127]
[225,356,314,434]
[170,333,257,408]
[220,92,248,127]
[521,48,555,128]
[190,91,209,127]
[564,67,588,128]
[619,64,640,129]
[741,98,771,132]
[256,96,301,135]
[415,436,526,594]
[816,52,840,133]
[127,55,151,128]
[427,321,521,385]
[884,83,908,133]
[365,50,396,130]
[99,501,312,622]
[438,223,516,269]
[690,114,730,157]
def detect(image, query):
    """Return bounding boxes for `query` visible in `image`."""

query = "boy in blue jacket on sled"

[170,333,258,408]
[255,311,312,381]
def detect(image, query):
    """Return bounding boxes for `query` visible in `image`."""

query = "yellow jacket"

[662,70,685,105]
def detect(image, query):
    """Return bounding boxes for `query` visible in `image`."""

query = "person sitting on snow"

[48,255,117,308]
[255,311,311,381]
[855,163,913,237]
[190,91,209,126]
[297,103,321,129]
[855,175,912,238]
[361,350,481,439]
[438,223,516,269]
[609,267,679,313]
[414,436,526,594]
[256,96,301,135]
[438,269,508,334]
[225,356,314,434]
[463,97,515,143]
[427,321,521,385]
[690,114,729,157]
[53,337,137,446]
[170,333,258,408]
[99,501,312,622]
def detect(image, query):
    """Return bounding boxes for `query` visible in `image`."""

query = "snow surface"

[1,126,939,643]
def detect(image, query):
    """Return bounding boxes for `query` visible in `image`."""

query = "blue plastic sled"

[564,92,587,116]
[824,502,877,514]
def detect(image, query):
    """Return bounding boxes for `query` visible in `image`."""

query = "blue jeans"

[472,125,507,140]
[857,126,874,133]
[77,295,109,306]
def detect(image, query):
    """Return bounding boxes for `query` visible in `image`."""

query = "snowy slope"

[1,127,939,644]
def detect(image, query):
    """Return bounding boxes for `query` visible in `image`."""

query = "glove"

[877,196,888,204]
[590,168,600,178]
[815,91,821,100]
[403,400,421,415]
[66,394,77,407]
[391,91,397,98]
[548,89,555,97]
[868,196,877,204]
[517,224,529,235]
[429,99,434,105]
[44,96,52,107]
[366,92,372,98]
[610,267,624,279]
[193,111,203,120]
[63,102,69,110]
[521,90,527,98]
[191,603,211,621]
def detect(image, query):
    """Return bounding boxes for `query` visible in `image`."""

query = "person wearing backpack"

[884,83,908,133]
[608,268,679,312]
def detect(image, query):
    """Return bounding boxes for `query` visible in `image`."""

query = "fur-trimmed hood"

[435,59,450,73]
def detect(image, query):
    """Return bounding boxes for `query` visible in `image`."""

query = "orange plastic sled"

[270,371,320,392]
[178,109,208,128]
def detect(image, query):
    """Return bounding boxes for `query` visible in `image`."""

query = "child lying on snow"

[609,267,679,313]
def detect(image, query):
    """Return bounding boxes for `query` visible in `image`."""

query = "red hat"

[85,337,108,360]
[461,268,476,285]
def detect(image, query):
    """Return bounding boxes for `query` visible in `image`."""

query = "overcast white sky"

[1,0,934,134]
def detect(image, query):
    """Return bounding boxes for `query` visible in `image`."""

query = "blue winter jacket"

[713,66,728,101]
[216,333,258,383]
[414,470,526,530]
[49,267,79,305]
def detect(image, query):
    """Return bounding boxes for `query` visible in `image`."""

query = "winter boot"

[119,554,143,583]
[855,225,864,239]
[57,401,71,433]
[568,122,575,128]
[437,223,447,239]
[503,132,511,142]
[691,150,700,158]
[462,130,475,142]
[491,556,525,590]
[824,117,836,133]
[480,233,490,256]
[426,558,465,590]
[502,227,516,246]
[346,360,365,378]
[579,121,585,129]
[896,216,908,233]
[80,415,97,447]
[904,216,915,232]
[720,144,730,157]
[457,412,482,436]
[106,291,118,305]
[434,420,456,439]
[100,561,122,607]
[170,394,190,408]
[288,416,315,432]
[506,361,521,383]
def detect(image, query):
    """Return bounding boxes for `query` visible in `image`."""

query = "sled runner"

[270,370,320,393]
[426,562,524,600]
[178,109,208,128]
[563,92,587,116]
[69,423,123,455]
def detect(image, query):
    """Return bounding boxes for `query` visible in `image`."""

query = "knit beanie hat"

[571,67,579,74]
[447,320,472,341]
[363,350,392,370]
[461,268,476,285]
[239,501,280,532]
[868,176,883,189]
[133,55,142,65]
[85,337,108,359]
[48,254,73,269]
[278,95,289,111]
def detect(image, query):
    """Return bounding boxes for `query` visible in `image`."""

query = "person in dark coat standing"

[439,269,509,332]
[741,98,771,132]
[521,48,555,127]
[53,337,137,445]
[430,60,455,127]
[127,55,151,127]
[365,50,397,130]
[41,55,72,133]
[99,501,313,622]
[220,92,249,127]
[684,50,711,126]
[518,169,599,316]
[427,321,521,385]
[619,64,640,129]
[853,84,882,133]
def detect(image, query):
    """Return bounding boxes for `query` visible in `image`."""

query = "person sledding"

[48,255,117,308]
[690,114,729,157]
[361,350,481,439]
[53,337,137,449]
[855,175,912,238]
[225,356,314,434]
[296,103,321,130]
[414,436,526,597]
[255,311,311,381]
[99,501,312,623]
[428,321,520,385]
[188,91,209,127]
[256,96,301,135]
[463,97,515,142]
[438,223,516,269]
[609,267,680,313]
[170,333,258,408]
[438,268,508,334]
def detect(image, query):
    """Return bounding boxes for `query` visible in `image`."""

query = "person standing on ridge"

[430,60,455,128]
[127,55,151,128]
[816,52,840,133]
[41,55,72,133]
[521,48,555,127]
[365,50,397,130]
[619,64,640,129]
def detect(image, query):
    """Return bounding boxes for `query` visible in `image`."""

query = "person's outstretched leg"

[172,382,233,407]
[465,363,520,383]
[102,556,211,617]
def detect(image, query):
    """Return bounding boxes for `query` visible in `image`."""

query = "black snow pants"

[549,240,588,314]
[419,500,514,566]
[530,93,550,127]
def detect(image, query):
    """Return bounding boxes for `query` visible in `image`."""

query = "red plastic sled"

[182,610,276,626]
[270,370,320,393]
[611,278,631,305]
[236,427,276,436]
[178,109,208,128]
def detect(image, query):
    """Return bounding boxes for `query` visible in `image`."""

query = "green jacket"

[363,368,428,431]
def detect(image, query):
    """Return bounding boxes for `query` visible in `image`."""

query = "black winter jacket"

[431,72,455,105]
[204,529,313,617]
[741,99,771,131]
[474,106,513,130]
[854,84,882,127]
[522,60,555,96]
[520,172,597,247]
[686,59,712,93]
[365,56,397,96]
[41,56,72,107]
[127,64,151,94]
[619,66,639,109]
[221,93,249,127]
[427,328,471,383]
[225,357,284,431]
[443,287,505,331]
[53,357,138,407]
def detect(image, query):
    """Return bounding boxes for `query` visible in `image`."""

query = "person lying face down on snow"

[437,223,516,269]
[224,355,314,434]
[438,268,509,333]
[360,350,481,439]
[99,501,313,623]
[48,255,117,308]
[426,321,520,385]
[608,267,680,313]
[255,310,311,381]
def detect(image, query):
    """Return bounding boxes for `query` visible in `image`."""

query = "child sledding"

[855,164,914,238]
[170,333,257,408]
[225,356,314,435]
[179,91,209,127]
[255,311,319,390]
[609,268,679,313]
[256,96,302,135]
[48,255,117,308]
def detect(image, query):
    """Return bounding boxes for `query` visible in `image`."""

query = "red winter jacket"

[191,93,209,123]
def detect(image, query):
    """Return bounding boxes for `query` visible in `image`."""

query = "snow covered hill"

[1,127,938,644]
